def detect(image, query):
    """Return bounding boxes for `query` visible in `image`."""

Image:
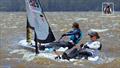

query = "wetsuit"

[66,29,81,43]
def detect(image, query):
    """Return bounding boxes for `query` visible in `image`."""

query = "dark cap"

[88,31,100,39]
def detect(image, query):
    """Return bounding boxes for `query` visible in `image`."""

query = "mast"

[34,31,39,54]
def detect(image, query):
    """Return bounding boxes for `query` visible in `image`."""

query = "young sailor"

[60,22,82,49]
[79,31,101,59]
[53,22,83,59]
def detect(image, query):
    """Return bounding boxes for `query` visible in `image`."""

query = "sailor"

[61,22,82,49]
[54,22,83,59]
[79,31,101,59]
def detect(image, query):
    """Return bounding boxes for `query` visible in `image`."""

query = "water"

[0,12,120,68]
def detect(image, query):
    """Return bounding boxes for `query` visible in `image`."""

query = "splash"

[9,39,116,64]
[9,49,115,64]
[75,18,88,22]
[89,29,109,32]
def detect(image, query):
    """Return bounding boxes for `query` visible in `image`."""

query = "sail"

[25,0,35,29]
[25,0,55,43]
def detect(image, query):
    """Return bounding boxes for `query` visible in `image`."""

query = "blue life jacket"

[70,32,83,44]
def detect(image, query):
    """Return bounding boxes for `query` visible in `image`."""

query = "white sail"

[25,0,36,28]
[25,0,55,43]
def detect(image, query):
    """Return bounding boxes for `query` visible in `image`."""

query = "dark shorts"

[78,51,92,59]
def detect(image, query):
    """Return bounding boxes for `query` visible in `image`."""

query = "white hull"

[18,39,36,49]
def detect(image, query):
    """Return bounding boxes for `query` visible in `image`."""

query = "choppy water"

[0,12,120,68]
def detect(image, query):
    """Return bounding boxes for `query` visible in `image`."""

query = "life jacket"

[70,32,83,44]
[84,43,102,50]
[62,42,102,60]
